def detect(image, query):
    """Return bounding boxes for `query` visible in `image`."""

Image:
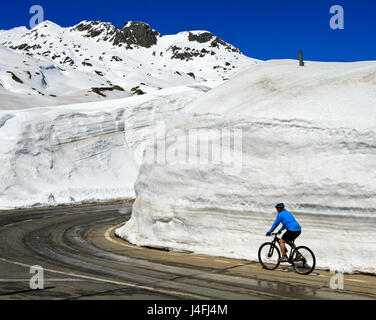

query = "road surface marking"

[0,278,85,282]
[214,260,231,264]
[0,257,208,299]
[347,279,366,283]
[104,225,142,250]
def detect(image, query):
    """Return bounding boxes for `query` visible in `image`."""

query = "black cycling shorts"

[282,230,301,242]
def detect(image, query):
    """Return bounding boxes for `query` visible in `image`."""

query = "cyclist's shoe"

[278,256,289,263]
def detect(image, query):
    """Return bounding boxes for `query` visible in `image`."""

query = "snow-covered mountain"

[0,20,257,109]
[116,60,376,274]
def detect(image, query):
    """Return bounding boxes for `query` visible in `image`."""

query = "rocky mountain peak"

[114,21,161,48]
[72,20,116,38]
[188,31,242,54]
[32,20,61,30]
[72,20,161,49]
[188,31,215,43]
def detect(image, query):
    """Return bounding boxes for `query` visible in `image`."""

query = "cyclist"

[266,203,301,262]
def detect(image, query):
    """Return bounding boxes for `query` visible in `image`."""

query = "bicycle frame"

[268,234,296,261]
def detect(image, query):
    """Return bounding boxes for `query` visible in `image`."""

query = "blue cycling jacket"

[268,210,301,233]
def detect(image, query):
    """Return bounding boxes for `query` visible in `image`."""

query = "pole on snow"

[298,50,304,66]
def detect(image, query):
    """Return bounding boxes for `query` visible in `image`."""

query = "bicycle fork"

[268,245,274,258]
[268,240,279,258]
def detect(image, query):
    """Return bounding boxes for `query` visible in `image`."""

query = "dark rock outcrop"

[91,85,125,97]
[113,21,161,48]
[74,20,161,49]
[188,31,242,54]
[131,86,145,96]
[188,32,214,43]
[73,21,116,38]
[7,71,23,84]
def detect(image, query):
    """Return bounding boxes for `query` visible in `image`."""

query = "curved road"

[0,203,375,300]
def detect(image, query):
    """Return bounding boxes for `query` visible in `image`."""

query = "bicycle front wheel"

[258,242,281,270]
[291,246,316,275]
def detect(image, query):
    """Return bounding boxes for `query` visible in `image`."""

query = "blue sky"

[0,0,375,61]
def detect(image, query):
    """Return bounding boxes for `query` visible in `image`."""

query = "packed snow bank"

[116,60,376,274]
[0,84,211,209]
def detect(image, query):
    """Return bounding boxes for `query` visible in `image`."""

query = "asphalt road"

[0,203,375,300]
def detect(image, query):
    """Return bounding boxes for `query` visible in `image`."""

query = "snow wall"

[0,85,209,209]
[117,60,376,274]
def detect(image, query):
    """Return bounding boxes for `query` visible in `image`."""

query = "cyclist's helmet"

[275,203,285,210]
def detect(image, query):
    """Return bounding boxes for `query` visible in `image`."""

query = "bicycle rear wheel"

[291,246,316,275]
[258,242,281,270]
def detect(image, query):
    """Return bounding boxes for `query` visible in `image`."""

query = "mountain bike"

[258,232,316,275]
